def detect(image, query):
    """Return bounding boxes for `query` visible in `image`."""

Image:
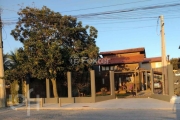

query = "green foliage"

[170,58,180,70]
[9,6,99,97]
[11,6,99,80]
[4,49,27,81]
[3,54,11,71]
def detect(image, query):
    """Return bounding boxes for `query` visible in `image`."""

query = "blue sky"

[1,0,180,58]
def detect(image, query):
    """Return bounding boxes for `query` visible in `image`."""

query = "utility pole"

[0,9,6,108]
[160,15,167,95]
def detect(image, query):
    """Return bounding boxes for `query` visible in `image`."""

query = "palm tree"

[3,54,11,71]
[3,50,19,71]
[4,50,26,102]
[8,51,19,69]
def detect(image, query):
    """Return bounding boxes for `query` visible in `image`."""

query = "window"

[110,66,114,70]
[114,66,117,70]
[105,66,109,70]
[102,66,105,71]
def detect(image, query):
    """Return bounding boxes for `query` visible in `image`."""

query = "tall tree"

[11,6,99,97]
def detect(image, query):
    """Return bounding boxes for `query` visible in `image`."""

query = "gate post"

[67,72,72,98]
[168,65,174,97]
[150,69,154,94]
[110,71,115,97]
[90,70,96,100]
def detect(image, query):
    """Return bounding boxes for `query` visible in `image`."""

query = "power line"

[73,3,180,18]
[1,3,180,18]
[98,25,156,32]
[60,0,151,13]
[1,2,180,26]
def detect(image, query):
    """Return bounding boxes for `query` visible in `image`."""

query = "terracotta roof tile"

[100,47,145,55]
[97,54,144,65]
[143,57,161,63]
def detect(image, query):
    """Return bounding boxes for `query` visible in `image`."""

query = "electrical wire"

[73,3,180,18]
[2,26,7,40]
[98,25,156,32]
[1,2,180,28]
[60,0,152,13]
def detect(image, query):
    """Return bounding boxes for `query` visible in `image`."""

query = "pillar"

[67,72,72,98]
[138,70,140,91]
[46,79,50,98]
[0,79,5,107]
[162,74,165,95]
[145,71,148,90]
[167,65,174,97]
[90,70,96,98]
[26,74,30,99]
[109,71,115,96]
[134,70,137,94]
[141,72,144,91]
[26,84,29,99]
[0,15,6,108]
[150,69,154,94]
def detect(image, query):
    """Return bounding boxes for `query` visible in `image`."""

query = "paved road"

[1,98,180,119]
[0,108,180,120]
[13,98,180,110]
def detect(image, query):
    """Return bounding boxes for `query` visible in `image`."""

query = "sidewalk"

[14,98,180,110]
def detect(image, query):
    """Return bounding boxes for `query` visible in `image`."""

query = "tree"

[3,54,11,71]
[11,6,99,97]
[4,51,21,84]
[4,49,27,80]
[170,58,180,70]
[4,49,27,84]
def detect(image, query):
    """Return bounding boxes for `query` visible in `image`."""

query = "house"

[96,47,164,93]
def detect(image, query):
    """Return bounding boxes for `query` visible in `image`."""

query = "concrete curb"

[14,107,180,110]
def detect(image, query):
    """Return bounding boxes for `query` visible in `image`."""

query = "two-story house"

[96,47,162,93]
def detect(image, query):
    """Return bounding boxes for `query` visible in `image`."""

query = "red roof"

[100,47,145,55]
[142,57,161,63]
[97,54,145,65]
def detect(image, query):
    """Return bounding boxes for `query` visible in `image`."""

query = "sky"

[0,0,180,59]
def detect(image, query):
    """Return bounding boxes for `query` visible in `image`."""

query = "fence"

[150,65,174,101]
[7,70,115,104]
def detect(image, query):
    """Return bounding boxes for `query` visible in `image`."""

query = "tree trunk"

[51,78,58,97]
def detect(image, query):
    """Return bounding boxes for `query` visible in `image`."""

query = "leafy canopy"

[10,6,99,80]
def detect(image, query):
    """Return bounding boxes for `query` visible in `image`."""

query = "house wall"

[100,51,144,92]
[141,62,162,70]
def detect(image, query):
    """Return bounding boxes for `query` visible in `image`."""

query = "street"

[0,108,180,120]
